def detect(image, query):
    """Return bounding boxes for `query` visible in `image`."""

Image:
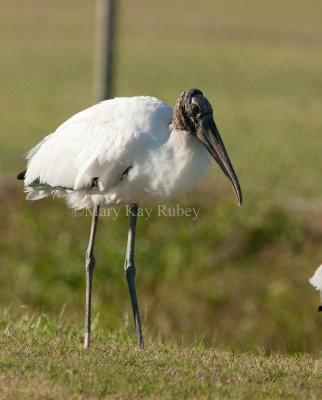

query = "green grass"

[0,310,321,399]
[1,185,321,355]
[0,1,322,395]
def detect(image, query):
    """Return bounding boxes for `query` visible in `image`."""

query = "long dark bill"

[196,119,242,206]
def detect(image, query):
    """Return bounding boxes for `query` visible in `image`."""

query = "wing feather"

[24,96,172,192]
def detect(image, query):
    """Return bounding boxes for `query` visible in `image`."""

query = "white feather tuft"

[26,188,50,201]
[309,264,322,292]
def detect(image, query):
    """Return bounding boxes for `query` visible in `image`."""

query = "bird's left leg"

[124,203,144,349]
[84,204,100,349]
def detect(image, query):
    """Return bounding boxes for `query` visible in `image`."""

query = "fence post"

[94,0,116,102]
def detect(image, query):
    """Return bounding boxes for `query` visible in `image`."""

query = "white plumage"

[309,264,322,312]
[24,96,210,210]
[309,264,322,292]
[19,89,242,348]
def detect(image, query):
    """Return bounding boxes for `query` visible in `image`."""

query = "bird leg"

[124,204,144,349]
[84,204,100,349]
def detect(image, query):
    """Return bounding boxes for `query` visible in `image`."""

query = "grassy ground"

[0,311,321,400]
[1,184,322,355]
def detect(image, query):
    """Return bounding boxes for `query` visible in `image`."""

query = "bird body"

[24,96,211,209]
[19,89,242,348]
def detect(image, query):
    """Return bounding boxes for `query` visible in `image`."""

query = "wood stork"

[17,89,242,349]
[309,264,322,311]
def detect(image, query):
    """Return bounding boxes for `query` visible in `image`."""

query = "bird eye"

[191,104,200,116]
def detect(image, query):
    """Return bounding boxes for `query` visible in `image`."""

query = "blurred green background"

[0,0,321,354]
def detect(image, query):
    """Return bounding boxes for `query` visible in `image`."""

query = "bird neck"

[160,126,211,199]
[168,125,204,154]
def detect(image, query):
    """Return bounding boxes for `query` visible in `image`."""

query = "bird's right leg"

[84,204,100,349]
[124,204,144,349]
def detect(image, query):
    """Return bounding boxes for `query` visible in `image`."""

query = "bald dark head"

[172,88,213,133]
[172,88,242,206]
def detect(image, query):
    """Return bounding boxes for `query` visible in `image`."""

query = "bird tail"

[28,180,73,191]
[17,171,73,191]
[17,172,73,201]
[17,170,26,180]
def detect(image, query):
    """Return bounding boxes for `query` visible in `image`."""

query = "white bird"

[18,89,242,349]
[309,264,322,311]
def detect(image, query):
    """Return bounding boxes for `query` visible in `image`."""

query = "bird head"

[173,89,242,206]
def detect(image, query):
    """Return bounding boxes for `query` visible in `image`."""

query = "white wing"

[25,96,173,192]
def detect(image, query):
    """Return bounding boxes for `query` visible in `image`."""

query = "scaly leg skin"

[124,204,144,349]
[84,204,100,349]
